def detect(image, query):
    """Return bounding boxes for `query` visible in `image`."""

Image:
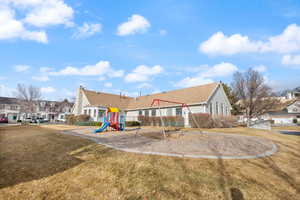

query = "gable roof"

[82,89,133,109]
[0,97,19,105]
[82,82,220,110]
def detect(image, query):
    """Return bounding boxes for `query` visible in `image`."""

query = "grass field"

[0,125,299,200]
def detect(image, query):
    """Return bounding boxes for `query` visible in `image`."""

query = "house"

[72,82,232,127]
[262,100,300,125]
[0,97,73,123]
[0,97,21,122]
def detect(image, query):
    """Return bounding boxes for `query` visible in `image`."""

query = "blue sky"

[0,0,300,100]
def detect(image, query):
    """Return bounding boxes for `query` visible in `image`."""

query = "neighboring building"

[72,82,232,127]
[0,97,21,122]
[286,91,300,100]
[262,100,300,125]
[0,97,73,123]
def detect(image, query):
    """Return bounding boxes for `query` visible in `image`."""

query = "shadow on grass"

[241,142,300,199]
[0,127,93,189]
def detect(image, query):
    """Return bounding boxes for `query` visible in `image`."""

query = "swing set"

[150,99,200,138]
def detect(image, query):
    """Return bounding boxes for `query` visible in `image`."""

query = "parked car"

[25,118,32,123]
[0,117,8,123]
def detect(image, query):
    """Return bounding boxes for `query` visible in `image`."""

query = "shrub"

[189,113,214,128]
[76,114,90,122]
[66,114,91,125]
[66,114,76,125]
[138,115,184,127]
[75,121,101,126]
[189,113,236,128]
[126,121,141,127]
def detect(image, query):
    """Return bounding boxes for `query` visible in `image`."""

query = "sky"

[0,0,300,100]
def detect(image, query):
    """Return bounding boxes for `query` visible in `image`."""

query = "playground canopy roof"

[82,82,219,110]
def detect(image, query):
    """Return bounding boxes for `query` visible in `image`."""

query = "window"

[0,104,5,110]
[138,110,142,116]
[209,103,213,114]
[167,108,173,116]
[221,103,224,116]
[145,110,149,117]
[216,102,218,115]
[88,109,91,116]
[94,109,97,117]
[98,110,104,118]
[151,109,156,116]
[176,107,182,116]
[10,105,18,110]
[84,110,87,115]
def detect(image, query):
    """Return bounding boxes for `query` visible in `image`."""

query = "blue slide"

[94,121,110,133]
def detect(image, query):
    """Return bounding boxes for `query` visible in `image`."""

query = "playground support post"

[157,103,166,139]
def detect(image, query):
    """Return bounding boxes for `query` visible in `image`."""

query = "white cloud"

[108,70,124,78]
[41,86,56,93]
[49,61,111,76]
[0,76,7,80]
[159,29,167,36]
[14,65,30,72]
[47,61,125,80]
[0,6,47,43]
[175,77,214,88]
[32,75,49,82]
[253,65,267,72]
[0,0,74,43]
[200,24,300,55]
[104,82,112,88]
[22,0,74,27]
[282,54,300,65]
[200,32,261,55]
[73,23,102,39]
[125,65,163,82]
[201,62,238,78]
[175,62,238,87]
[117,14,150,36]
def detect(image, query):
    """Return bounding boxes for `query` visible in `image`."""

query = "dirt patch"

[64,128,277,159]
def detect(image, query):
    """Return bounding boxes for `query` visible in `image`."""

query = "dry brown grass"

[272,126,300,131]
[0,125,299,200]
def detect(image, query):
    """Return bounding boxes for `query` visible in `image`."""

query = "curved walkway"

[62,129,278,159]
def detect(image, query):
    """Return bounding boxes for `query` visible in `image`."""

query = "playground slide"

[94,121,110,133]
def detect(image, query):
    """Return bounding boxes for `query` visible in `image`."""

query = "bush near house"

[138,116,184,127]
[75,121,101,126]
[189,113,237,128]
[293,118,298,124]
[66,114,90,125]
[126,121,141,127]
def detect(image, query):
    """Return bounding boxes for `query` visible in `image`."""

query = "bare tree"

[15,84,41,118]
[231,69,280,125]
